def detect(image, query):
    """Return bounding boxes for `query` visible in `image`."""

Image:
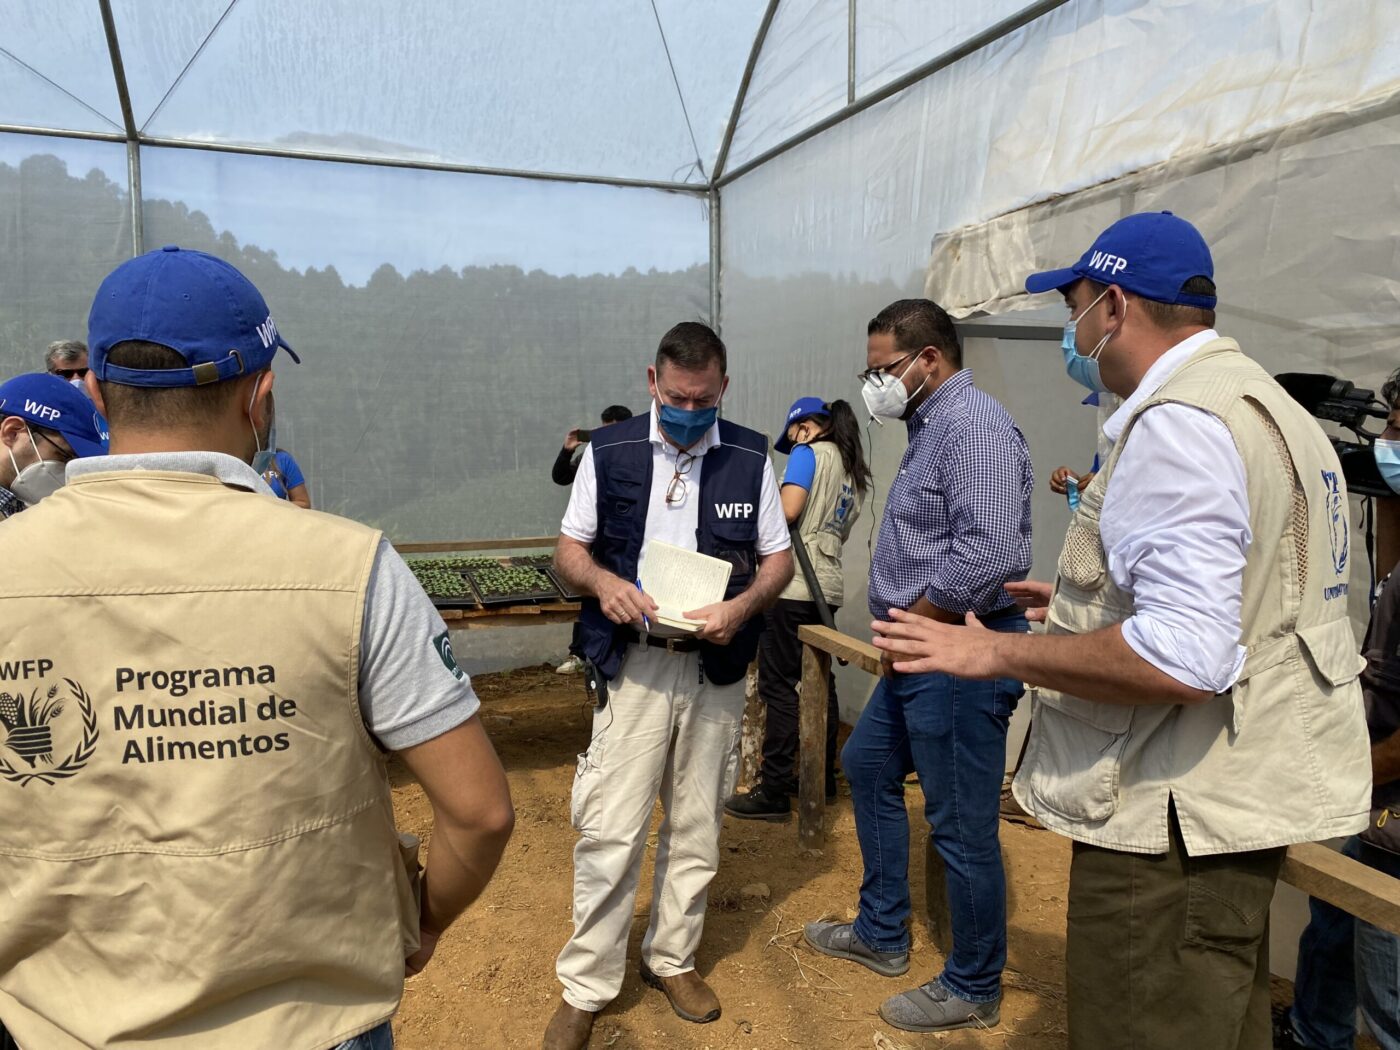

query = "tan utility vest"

[780,440,863,606]
[0,470,418,1049]
[1013,339,1372,855]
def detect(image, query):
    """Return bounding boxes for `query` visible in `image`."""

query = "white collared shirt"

[560,404,789,557]
[1099,329,1252,693]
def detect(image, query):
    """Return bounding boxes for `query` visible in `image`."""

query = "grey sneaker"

[802,921,909,978]
[879,979,1000,1033]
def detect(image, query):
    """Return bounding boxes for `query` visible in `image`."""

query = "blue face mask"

[1062,288,1114,393]
[1375,439,1400,494]
[658,401,718,448]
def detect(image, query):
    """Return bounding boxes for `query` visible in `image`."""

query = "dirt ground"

[387,664,1073,1050]
[388,664,1311,1050]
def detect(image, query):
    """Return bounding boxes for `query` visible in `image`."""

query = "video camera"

[1276,372,1391,498]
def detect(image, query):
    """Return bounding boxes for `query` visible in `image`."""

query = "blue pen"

[636,578,650,631]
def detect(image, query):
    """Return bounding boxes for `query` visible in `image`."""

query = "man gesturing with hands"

[872,214,1370,1050]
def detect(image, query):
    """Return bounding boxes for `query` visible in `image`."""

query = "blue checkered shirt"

[868,369,1033,618]
[0,486,23,520]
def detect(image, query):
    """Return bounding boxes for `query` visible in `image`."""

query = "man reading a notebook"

[544,321,793,1049]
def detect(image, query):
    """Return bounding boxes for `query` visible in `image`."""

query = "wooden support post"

[739,660,764,790]
[924,838,953,955]
[798,643,831,849]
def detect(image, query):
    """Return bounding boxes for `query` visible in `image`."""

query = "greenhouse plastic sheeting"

[0,0,122,132]
[0,132,708,540]
[132,0,763,184]
[0,133,132,361]
[720,0,1400,705]
[135,146,710,539]
[108,0,240,131]
[725,0,848,172]
[853,0,1039,98]
[729,0,1400,267]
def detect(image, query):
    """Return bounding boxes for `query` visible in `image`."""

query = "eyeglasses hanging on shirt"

[665,450,696,505]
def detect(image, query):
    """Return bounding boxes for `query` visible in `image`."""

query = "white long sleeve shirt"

[1099,329,1251,693]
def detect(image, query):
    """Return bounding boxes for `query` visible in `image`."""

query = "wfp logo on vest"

[255,314,280,350]
[0,670,99,787]
[1322,469,1350,601]
[1087,251,1129,277]
[714,503,754,519]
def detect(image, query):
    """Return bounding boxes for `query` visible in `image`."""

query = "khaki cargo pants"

[556,644,746,1012]
[1066,804,1286,1050]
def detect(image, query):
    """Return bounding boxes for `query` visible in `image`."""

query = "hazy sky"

[0,133,711,285]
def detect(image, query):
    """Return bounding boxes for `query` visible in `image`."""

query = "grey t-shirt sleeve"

[358,538,481,750]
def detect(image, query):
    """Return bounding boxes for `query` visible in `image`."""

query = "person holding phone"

[554,406,634,675]
[552,405,633,487]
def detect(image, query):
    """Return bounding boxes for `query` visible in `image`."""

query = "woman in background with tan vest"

[726,397,869,821]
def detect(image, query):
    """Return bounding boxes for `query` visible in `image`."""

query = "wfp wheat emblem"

[0,679,99,786]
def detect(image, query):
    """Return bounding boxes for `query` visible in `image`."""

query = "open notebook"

[638,540,732,632]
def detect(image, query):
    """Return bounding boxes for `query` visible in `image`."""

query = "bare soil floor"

[389,664,1315,1050]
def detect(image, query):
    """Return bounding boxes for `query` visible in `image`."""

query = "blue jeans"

[331,1021,394,1050]
[1291,837,1400,1050]
[843,612,1025,1003]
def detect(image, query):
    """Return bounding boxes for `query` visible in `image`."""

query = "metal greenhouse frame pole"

[97,0,142,255]
[717,0,1073,188]
[712,0,781,187]
[708,187,721,331]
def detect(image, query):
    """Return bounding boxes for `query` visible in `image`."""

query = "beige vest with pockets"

[780,440,863,606]
[1012,339,1371,855]
[0,469,418,1049]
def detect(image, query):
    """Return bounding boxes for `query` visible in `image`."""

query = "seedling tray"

[406,560,481,609]
[466,565,559,606]
[545,568,583,601]
[510,553,556,568]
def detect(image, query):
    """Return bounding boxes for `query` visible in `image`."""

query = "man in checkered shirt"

[804,298,1033,1034]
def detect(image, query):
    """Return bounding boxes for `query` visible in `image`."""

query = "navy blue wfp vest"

[576,412,768,685]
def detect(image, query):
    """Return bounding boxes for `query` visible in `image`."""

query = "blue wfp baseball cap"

[774,396,831,454]
[1025,211,1216,309]
[0,373,109,458]
[87,246,299,388]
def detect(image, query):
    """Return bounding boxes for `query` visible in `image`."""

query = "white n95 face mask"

[7,428,66,505]
[861,356,927,423]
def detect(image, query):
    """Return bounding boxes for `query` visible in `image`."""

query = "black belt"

[620,627,701,653]
[981,604,1020,622]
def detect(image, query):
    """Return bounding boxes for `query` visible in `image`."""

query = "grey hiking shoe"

[802,921,909,977]
[879,979,1000,1032]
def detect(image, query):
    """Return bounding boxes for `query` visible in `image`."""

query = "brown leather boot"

[639,962,721,1023]
[542,998,596,1050]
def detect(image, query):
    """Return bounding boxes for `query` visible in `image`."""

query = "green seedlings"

[407,562,470,598]
[470,565,555,599]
